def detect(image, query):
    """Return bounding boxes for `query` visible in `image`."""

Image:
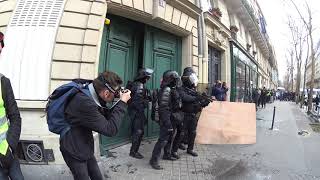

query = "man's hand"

[120,89,131,103]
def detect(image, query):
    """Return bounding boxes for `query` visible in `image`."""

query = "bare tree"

[290,50,294,92]
[284,54,292,91]
[301,36,310,108]
[287,15,307,104]
[288,0,317,113]
[285,50,295,92]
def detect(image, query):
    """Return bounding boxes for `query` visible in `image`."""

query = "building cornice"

[204,12,231,38]
[166,0,201,19]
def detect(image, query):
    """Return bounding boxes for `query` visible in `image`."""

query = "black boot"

[187,150,198,157]
[162,154,177,161]
[149,159,163,170]
[129,151,144,159]
[171,152,180,159]
[178,144,186,150]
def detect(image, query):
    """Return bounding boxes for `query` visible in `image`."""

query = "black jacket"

[180,86,201,113]
[60,92,127,160]
[0,75,21,151]
[158,87,173,129]
[128,81,148,112]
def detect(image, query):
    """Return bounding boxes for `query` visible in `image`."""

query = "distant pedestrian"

[212,81,228,101]
[222,82,228,101]
[252,88,260,111]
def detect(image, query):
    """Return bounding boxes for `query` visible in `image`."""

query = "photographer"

[60,71,131,180]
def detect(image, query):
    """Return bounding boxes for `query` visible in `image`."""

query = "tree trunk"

[307,34,315,113]
[291,53,294,92]
[295,65,301,104]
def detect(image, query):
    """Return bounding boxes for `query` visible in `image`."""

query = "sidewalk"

[21,101,320,180]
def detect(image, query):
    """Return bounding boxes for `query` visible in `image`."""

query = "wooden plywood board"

[195,101,256,144]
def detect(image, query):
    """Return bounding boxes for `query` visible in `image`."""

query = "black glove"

[200,99,210,107]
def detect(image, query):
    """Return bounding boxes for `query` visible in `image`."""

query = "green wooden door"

[99,17,182,149]
[144,26,182,138]
[99,15,141,151]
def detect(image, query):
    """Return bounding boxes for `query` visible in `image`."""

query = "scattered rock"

[252,152,260,157]
[110,165,121,172]
[104,171,111,179]
[126,163,133,168]
[128,168,137,174]
[298,130,309,136]
[106,151,117,158]
[126,163,137,174]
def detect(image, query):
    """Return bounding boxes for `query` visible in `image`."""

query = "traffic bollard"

[270,106,276,130]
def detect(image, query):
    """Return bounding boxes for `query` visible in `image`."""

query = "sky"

[257,0,320,82]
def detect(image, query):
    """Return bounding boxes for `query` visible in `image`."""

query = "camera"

[115,87,129,98]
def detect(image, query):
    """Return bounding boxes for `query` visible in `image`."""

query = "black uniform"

[128,68,153,159]
[150,70,180,170]
[181,86,202,155]
[164,87,183,159]
[180,67,210,157]
[128,81,149,158]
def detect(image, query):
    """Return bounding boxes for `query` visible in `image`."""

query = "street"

[20,101,320,180]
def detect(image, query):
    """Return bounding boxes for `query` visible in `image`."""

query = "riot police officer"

[149,70,180,170]
[163,79,184,160]
[128,68,153,159]
[180,67,210,157]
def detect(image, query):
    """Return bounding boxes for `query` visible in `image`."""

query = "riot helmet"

[161,70,180,88]
[181,67,199,87]
[134,68,154,83]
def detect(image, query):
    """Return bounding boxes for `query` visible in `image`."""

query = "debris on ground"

[252,152,260,157]
[109,165,121,172]
[104,170,111,179]
[105,151,117,158]
[297,130,309,136]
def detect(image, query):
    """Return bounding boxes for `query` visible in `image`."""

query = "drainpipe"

[197,0,206,84]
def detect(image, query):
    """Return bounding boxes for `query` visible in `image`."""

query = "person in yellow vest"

[0,32,24,180]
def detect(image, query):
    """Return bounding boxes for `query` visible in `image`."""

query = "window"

[206,0,218,9]
[238,22,242,37]
[236,60,246,102]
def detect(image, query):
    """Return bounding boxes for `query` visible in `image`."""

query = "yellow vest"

[0,78,9,155]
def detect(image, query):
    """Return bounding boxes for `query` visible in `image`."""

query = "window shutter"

[0,0,65,100]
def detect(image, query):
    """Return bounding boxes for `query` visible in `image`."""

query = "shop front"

[231,42,258,102]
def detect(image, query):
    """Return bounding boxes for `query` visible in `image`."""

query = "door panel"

[99,15,140,151]
[99,17,182,148]
[144,26,181,137]
[208,46,221,94]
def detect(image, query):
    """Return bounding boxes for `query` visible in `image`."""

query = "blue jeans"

[0,158,24,180]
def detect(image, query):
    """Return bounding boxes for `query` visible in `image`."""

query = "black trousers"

[61,148,103,180]
[129,110,146,153]
[150,126,173,162]
[169,121,184,154]
[0,156,24,180]
[184,113,197,151]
